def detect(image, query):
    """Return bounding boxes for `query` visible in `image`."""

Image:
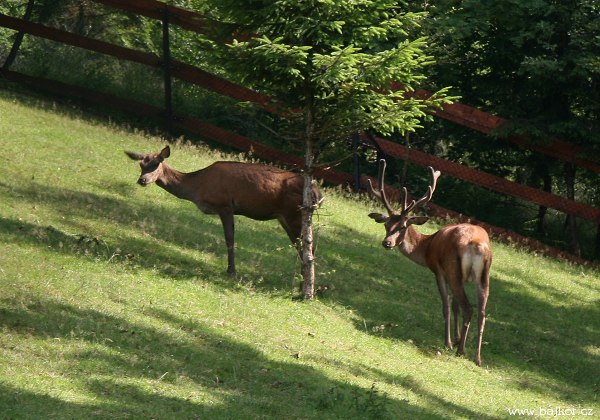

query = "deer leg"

[452,298,461,346]
[435,276,452,350]
[455,289,473,357]
[278,217,303,256]
[219,212,236,276]
[474,267,490,366]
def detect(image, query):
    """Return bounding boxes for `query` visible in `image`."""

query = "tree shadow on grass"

[483,265,600,401]
[0,180,300,287]
[2,179,599,408]
[0,297,435,419]
[0,215,224,282]
[313,221,448,346]
[348,366,503,420]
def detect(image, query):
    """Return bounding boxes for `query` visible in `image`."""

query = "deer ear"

[125,151,143,161]
[407,216,429,226]
[160,146,171,159]
[368,212,389,223]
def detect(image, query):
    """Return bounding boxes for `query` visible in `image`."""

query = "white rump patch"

[461,243,487,283]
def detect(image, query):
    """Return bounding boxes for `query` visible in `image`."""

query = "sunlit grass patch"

[1,89,599,419]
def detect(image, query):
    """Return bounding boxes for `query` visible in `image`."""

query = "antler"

[367,159,395,215]
[402,166,441,216]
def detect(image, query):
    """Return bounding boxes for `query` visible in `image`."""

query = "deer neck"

[156,163,194,201]
[399,226,432,267]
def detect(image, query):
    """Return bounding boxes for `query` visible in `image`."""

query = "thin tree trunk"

[301,170,316,299]
[301,106,316,300]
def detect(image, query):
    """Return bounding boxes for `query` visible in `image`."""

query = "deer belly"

[234,208,278,221]
[195,202,218,215]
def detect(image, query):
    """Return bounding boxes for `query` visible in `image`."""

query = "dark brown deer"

[367,160,492,366]
[126,145,322,276]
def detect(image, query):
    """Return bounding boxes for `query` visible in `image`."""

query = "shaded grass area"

[0,297,420,419]
[0,88,599,418]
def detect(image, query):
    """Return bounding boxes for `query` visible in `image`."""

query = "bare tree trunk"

[564,163,581,257]
[301,109,316,299]
[301,172,316,299]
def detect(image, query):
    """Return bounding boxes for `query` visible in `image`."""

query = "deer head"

[125,145,171,186]
[367,160,440,249]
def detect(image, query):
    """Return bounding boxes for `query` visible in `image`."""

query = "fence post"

[162,8,173,133]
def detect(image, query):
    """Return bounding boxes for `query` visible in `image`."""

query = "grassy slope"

[0,90,599,419]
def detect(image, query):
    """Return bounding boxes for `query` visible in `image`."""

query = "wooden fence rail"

[0,13,275,111]
[94,0,208,34]
[1,12,597,223]
[365,134,600,222]
[399,85,600,174]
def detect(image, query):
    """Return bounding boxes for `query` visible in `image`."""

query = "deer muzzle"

[382,239,394,249]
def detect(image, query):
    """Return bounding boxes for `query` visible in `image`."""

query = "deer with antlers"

[367,160,492,366]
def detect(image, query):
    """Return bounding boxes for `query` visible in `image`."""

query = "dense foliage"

[201,0,451,144]
[428,0,600,144]
[420,0,600,257]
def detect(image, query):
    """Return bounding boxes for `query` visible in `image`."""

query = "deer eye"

[389,226,402,235]
[140,157,160,169]
[387,221,406,236]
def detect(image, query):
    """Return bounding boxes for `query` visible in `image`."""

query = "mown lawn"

[0,89,599,419]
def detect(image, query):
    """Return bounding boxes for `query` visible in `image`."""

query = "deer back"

[424,223,492,280]
[191,162,306,219]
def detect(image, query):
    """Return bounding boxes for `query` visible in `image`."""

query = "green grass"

[0,89,599,419]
